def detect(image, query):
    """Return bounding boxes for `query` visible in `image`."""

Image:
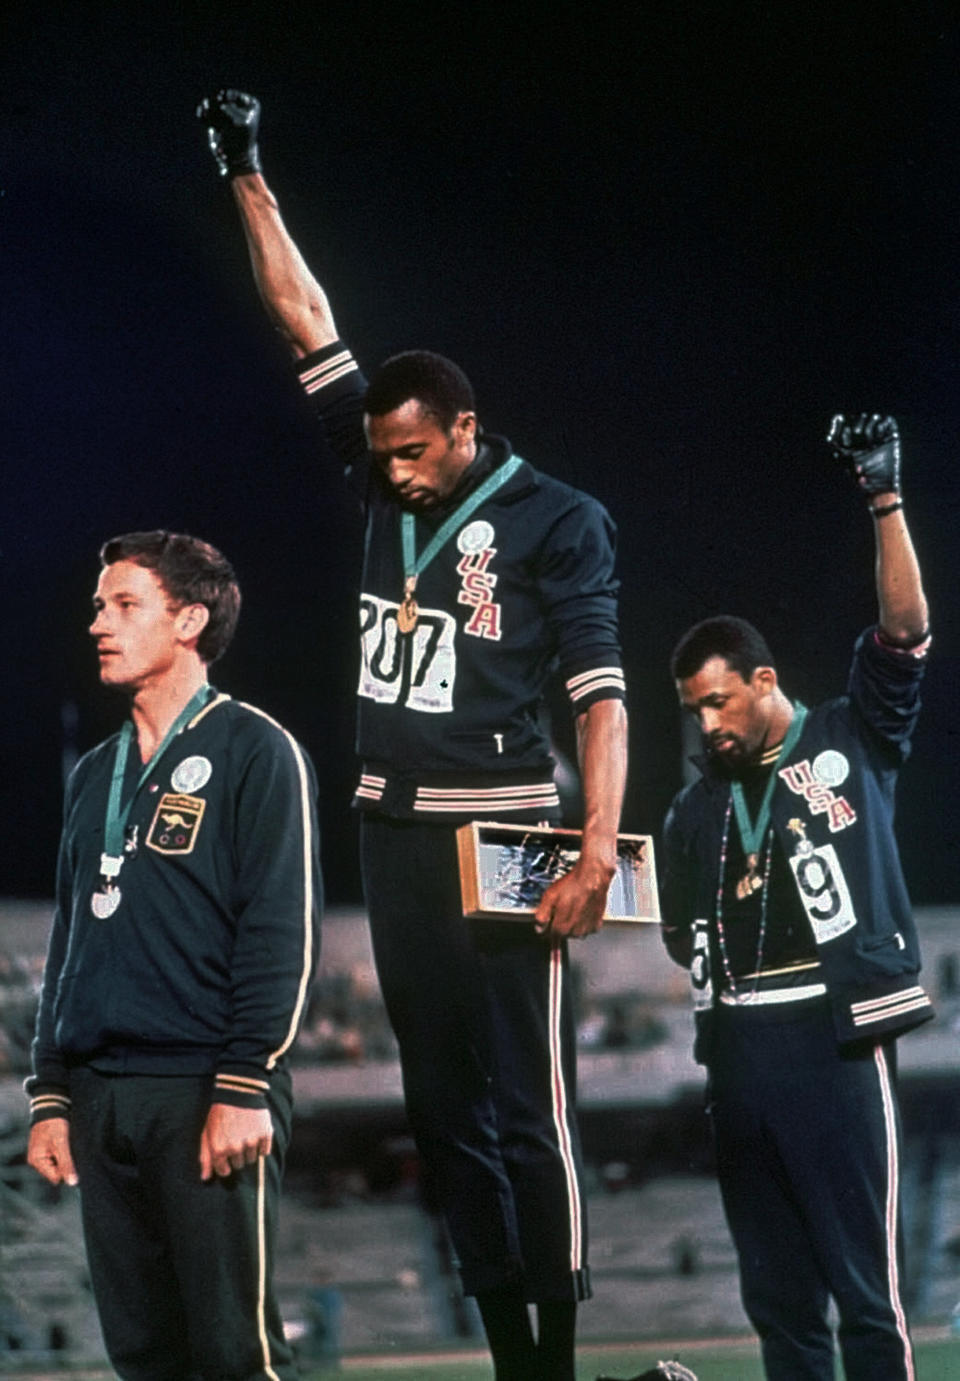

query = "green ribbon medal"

[729,703,807,900]
[92,685,211,918]
[397,455,523,632]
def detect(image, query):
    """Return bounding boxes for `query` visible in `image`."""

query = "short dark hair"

[99,530,241,665]
[364,350,475,432]
[670,615,776,683]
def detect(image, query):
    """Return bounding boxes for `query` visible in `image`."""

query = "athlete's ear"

[454,410,477,442]
[176,602,211,647]
[751,666,778,698]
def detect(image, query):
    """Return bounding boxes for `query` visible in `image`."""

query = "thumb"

[61,1146,79,1187]
[51,1125,79,1186]
[198,1127,213,1182]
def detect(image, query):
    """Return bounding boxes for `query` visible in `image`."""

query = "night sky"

[3,2,959,904]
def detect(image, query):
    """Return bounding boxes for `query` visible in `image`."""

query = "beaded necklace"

[713,794,775,1002]
[712,703,808,1002]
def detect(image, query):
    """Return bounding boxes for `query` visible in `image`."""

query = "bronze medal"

[735,853,763,901]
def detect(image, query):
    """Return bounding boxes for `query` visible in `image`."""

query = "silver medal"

[91,887,122,919]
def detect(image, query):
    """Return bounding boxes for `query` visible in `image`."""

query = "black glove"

[596,1362,698,1381]
[196,89,262,178]
[826,412,901,498]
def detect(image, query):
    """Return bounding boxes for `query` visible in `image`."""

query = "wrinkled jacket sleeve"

[295,339,372,498]
[538,498,626,717]
[847,625,928,760]
[26,771,83,1123]
[213,719,322,1110]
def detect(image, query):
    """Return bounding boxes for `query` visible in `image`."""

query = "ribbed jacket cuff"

[213,1070,271,1110]
[28,1089,72,1125]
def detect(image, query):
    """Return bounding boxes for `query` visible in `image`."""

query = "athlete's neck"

[442,437,496,506]
[761,690,795,757]
[130,665,209,764]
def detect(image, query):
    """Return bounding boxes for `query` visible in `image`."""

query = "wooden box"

[456,821,660,924]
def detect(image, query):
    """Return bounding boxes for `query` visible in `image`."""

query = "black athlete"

[661,416,931,1380]
[197,90,628,1381]
[27,531,321,1381]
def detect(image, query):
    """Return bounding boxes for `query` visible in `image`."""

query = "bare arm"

[230,173,338,359]
[198,90,339,359]
[534,697,628,940]
[870,496,929,644]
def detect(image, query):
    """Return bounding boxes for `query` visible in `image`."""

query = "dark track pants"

[361,815,590,1301]
[708,1000,915,1380]
[67,1067,296,1381]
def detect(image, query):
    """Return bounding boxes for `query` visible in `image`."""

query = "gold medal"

[396,576,418,633]
[735,853,763,901]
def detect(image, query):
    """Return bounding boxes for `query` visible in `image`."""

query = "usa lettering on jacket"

[778,757,858,832]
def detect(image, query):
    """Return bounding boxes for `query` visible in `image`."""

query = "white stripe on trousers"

[256,1156,281,1381]
[874,1044,915,1381]
[548,944,583,1273]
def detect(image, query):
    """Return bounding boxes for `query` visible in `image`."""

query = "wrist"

[870,497,903,519]
[229,169,270,199]
[224,154,261,180]
[577,836,618,880]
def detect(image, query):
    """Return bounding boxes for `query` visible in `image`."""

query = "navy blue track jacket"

[661,628,934,1054]
[297,340,626,820]
[28,693,321,1121]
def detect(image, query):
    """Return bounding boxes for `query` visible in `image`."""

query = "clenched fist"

[197,89,262,179]
[827,413,901,498]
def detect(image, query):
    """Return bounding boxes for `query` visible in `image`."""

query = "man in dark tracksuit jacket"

[661,416,930,1381]
[197,91,628,1381]
[27,531,321,1381]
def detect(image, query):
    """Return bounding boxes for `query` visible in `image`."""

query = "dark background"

[3,1,958,905]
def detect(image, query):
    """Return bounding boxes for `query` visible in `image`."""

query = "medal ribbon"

[729,703,808,859]
[401,454,523,588]
[102,685,212,867]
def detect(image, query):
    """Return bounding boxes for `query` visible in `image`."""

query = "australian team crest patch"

[146,792,207,855]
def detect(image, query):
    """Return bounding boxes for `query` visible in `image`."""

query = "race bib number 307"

[358,594,456,713]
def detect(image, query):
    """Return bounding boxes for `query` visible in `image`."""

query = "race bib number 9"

[358,594,456,713]
[788,842,857,944]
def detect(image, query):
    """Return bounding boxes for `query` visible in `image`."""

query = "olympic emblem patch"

[457,519,495,553]
[812,750,849,788]
[171,755,213,793]
[146,792,207,856]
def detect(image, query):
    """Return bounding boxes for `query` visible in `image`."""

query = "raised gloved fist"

[826,412,901,497]
[196,89,261,179]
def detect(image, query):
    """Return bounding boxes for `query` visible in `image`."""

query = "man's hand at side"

[27,1117,79,1186]
[199,1103,274,1181]
[534,850,614,940]
[534,697,627,940]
